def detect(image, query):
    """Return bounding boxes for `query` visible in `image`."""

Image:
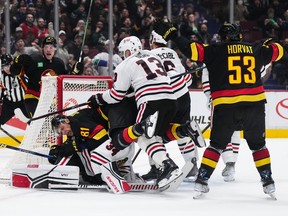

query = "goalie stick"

[0,143,54,160]
[49,158,196,192]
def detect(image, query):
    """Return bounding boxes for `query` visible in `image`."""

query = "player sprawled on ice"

[0,54,29,126]
[50,106,157,194]
[153,20,284,199]
[141,30,206,183]
[87,36,205,190]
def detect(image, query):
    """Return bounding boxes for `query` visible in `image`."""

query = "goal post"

[0,75,113,181]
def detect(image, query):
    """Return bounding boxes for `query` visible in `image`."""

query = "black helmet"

[42,36,57,48]
[51,114,68,134]
[1,54,13,66]
[218,23,242,42]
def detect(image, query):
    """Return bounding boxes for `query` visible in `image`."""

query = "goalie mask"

[218,23,242,42]
[149,30,167,48]
[118,36,142,59]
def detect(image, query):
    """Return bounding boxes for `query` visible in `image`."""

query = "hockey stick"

[78,0,93,63]
[0,143,53,160]
[131,122,210,164]
[171,66,206,79]
[0,127,21,144]
[27,102,89,124]
[48,182,159,191]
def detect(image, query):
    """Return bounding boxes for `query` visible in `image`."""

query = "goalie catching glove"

[153,19,178,41]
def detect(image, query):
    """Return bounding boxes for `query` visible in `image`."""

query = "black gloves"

[14,54,32,66]
[153,19,178,41]
[87,93,106,108]
[71,62,83,75]
[48,145,61,164]
[10,54,33,75]
[61,137,81,157]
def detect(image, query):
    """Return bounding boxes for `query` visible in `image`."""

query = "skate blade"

[183,176,197,182]
[268,192,277,200]
[193,191,203,199]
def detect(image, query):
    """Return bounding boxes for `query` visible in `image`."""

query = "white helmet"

[149,30,167,47]
[118,36,142,59]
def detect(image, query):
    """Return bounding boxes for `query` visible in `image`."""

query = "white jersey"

[102,50,176,108]
[92,52,122,76]
[150,47,191,98]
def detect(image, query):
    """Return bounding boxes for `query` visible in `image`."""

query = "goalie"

[49,106,157,193]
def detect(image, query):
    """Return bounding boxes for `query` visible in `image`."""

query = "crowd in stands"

[0,0,287,89]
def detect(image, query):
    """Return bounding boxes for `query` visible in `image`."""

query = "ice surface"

[0,139,287,216]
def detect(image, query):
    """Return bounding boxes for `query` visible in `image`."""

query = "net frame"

[0,75,113,181]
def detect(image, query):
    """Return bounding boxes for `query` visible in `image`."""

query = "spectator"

[12,38,40,57]
[37,17,49,40]
[90,39,122,76]
[20,13,39,44]
[180,13,199,40]
[65,33,83,62]
[91,20,108,50]
[198,23,212,44]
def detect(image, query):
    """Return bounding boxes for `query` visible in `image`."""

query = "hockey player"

[202,66,240,182]
[49,107,157,193]
[10,36,68,117]
[88,36,203,189]
[0,54,29,125]
[141,30,205,182]
[153,20,284,198]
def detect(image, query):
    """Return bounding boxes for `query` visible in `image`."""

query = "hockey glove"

[71,62,83,75]
[153,19,178,41]
[48,145,61,164]
[60,137,81,157]
[206,97,212,111]
[87,93,106,108]
[14,54,32,67]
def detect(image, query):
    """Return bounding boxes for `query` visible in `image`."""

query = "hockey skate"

[260,169,276,200]
[156,156,183,189]
[186,120,206,148]
[222,162,235,182]
[193,178,209,199]
[141,165,160,182]
[142,111,158,139]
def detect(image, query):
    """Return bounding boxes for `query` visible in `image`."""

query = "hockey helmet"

[51,114,68,135]
[1,54,13,66]
[218,23,242,42]
[42,36,57,48]
[118,36,142,59]
[149,30,167,47]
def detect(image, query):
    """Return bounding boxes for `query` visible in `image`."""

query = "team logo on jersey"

[276,98,288,120]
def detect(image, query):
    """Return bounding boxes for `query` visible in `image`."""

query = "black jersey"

[11,53,67,99]
[179,40,284,109]
[67,108,109,151]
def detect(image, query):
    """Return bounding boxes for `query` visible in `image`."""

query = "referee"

[0,54,29,125]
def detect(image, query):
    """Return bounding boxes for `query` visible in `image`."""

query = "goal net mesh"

[0,75,112,181]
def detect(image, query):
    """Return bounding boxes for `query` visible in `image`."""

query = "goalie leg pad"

[100,162,131,194]
[12,164,79,188]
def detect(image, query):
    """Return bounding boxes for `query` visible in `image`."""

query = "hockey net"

[0,75,113,181]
